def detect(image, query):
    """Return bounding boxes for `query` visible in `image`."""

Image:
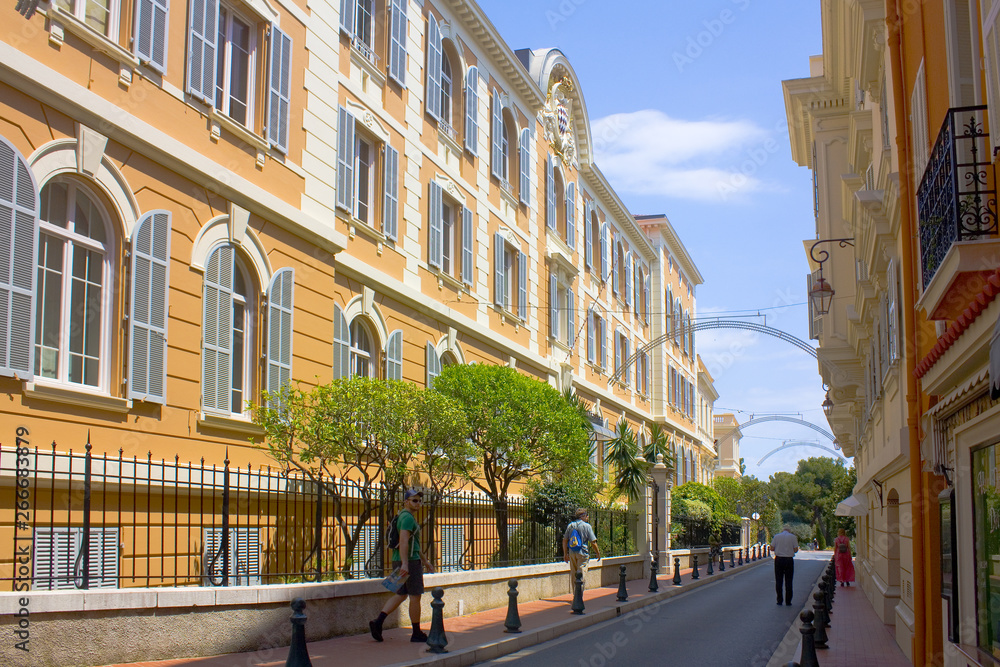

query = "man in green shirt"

[370,489,434,643]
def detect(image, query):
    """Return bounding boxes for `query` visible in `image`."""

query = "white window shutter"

[587,307,594,362]
[388,0,407,86]
[888,260,899,362]
[636,347,641,388]
[386,329,403,380]
[465,67,479,154]
[584,201,593,269]
[202,245,234,412]
[336,106,356,211]
[633,263,640,316]
[267,27,292,153]
[426,15,442,120]
[129,210,171,403]
[545,156,556,229]
[519,128,530,205]
[600,222,608,280]
[339,0,355,36]
[549,273,559,339]
[644,274,650,323]
[426,341,441,387]
[493,232,504,306]
[333,303,350,379]
[612,237,620,295]
[186,0,218,103]
[518,250,527,320]
[428,181,443,269]
[565,182,575,248]
[624,251,633,308]
[567,287,574,347]
[134,0,169,72]
[599,318,606,368]
[624,339,630,385]
[490,90,503,178]
[461,206,474,285]
[266,268,295,405]
[644,353,649,395]
[0,137,38,380]
[383,143,399,241]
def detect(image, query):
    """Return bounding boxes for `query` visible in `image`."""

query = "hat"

[403,489,424,500]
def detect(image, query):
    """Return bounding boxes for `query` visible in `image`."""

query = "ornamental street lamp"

[808,238,855,316]
[822,391,834,418]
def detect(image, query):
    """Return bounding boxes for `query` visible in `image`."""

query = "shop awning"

[835,493,866,517]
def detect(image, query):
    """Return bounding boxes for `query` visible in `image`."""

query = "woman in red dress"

[834,527,855,586]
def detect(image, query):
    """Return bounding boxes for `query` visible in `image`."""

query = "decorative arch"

[29,138,139,238]
[431,327,467,365]
[518,48,593,166]
[191,213,272,291]
[342,290,389,352]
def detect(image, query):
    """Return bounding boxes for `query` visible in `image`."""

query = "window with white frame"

[349,318,374,378]
[614,330,630,386]
[519,128,531,206]
[440,525,464,573]
[203,527,261,586]
[494,233,527,320]
[35,180,113,389]
[55,0,118,38]
[350,525,380,578]
[337,106,401,240]
[549,271,575,348]
[214,5,255,128]
[887,260,900,363]
[428,182,474,285]
[585,201,598,271]
[464,66,479,154]
[33,526,119,590]
[441,54,454,127]
[587,308,607,369]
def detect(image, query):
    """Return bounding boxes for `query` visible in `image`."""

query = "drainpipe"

[887,0,927,664]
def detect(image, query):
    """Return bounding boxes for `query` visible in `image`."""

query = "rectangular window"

[33,526,119,590]
[972,440,1000,657]
[355,135,375,224]
[350,525,380,578]
[442,201,455,275]
[202,527,261,586]
[56,0,117,38]
[440,525,464,573]
[215,6,255,128]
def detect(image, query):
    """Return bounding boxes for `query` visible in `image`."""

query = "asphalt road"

[478,552,828,667]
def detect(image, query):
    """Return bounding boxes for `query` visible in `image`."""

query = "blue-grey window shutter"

[624,251,632,308]
[519,128,530,205]
[0,137,38,380]
[339,0,355,36]
[549,273,558,340]
[599,317,606,368]
[336,106,355,211]
[612,236,619,295]
[461,206,473,285]
[202,245,234,412]
[633,263,641,316]
[567,287,574,347]
[386,329,403,380]
[587,307,594,362]
[518,250,527,320]
[383,143,399,240]
[186,0,218,103]
[584,201,593,269]
[134,0,169,72]
[636,348,641,389]
[565,182,575,248]
[266,268,295,406]
[465,67,479,154]
[267,27,292,153]
[644,274,650,323]
[333,303,350,379]
[624,339,630,385]
[545,156,556,230]
[644,353,650,396]
[600,222,608,280]
[490,90,503,178]
[426,341,441,387]
[388,0,407,86]
[428,181,443,269]
[129,210,171,403]
[426,15,442,120]
[493,232,504,307]
[614,330,620,373]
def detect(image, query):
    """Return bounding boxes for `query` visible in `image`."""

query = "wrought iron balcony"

[917,106,998,288]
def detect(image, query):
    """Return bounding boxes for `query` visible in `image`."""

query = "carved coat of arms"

[542,78,577,168]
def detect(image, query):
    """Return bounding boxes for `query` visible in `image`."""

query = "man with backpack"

[369,489,434,643]
[562,508,601,594]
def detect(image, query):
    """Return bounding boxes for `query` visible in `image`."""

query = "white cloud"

[590,109,774,201]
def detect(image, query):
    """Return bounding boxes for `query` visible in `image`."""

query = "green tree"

[673,482,739,533]
[604,419,675,503]
[431,363,591,563]
[767,457,852,545]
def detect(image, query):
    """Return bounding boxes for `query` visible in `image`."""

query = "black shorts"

[392,559,424,596]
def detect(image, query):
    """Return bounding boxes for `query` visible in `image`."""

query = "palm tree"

[604,419,648,502]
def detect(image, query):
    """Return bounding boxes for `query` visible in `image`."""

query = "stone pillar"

[651,453,671,566]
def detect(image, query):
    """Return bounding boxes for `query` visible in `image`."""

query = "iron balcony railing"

[917,105,998,288]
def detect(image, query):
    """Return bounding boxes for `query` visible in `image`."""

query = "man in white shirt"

[769,526,799,606]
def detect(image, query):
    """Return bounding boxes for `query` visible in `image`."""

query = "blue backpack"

[567,522,585,552]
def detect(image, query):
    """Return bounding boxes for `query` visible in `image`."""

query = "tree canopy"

[767,457,855,544]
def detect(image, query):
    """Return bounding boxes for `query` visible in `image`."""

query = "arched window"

[350,318,375,377]
[553,167,565,235]
[589,207,600,271]
[440,51,453,126]
[35,179,113,388]
[616,242,626,297]
[203,244,257,416]
[500,114,513,184]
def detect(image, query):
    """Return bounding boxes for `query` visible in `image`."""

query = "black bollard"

[752,545,756,561]
[707,551,714,575]
[691,555,700,580]
[617,565,629,602]
[812,592,829,648]
[673,556,682,585]
[285,598,313,667]
[730,550,736,568]
[798,610,821,667]
[719,551,725,572]
[504,579,521,633]
[738,548,744,566]
[571,571,586,614]
[426,587,448,654]
[823,574,834,613]
[818,581,831,625]
[648,557,659,593]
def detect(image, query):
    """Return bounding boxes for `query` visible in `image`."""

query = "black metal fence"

[669,516,741,549]
[1,442,640,591]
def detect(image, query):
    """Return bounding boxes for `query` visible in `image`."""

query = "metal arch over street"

[609,318,817,386]
[715,414,836,453]
[757,440,846,465]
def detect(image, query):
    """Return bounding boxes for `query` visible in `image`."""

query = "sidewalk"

[767,554,912,667]
[101,557,768,667]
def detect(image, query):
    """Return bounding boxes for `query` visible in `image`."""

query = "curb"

[387,558,770,667]
[764,568,828,667]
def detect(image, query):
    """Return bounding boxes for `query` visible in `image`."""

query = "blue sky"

[480,0,851,479]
